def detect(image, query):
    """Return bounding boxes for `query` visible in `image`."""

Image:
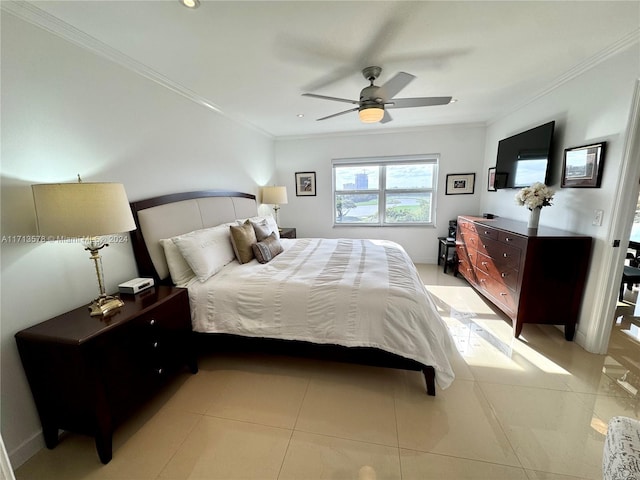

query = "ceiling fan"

[302,66,452,124]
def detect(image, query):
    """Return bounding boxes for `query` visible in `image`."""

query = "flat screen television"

[494,121,555,189]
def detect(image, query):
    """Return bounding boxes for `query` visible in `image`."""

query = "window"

[332,155,438,226]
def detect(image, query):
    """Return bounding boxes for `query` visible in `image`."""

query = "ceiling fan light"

[359,106,384,123]
[180,0,200,8]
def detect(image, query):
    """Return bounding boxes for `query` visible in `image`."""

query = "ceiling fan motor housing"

[360,86,384,105]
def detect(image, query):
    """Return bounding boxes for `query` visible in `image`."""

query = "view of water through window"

[334,163,435,224]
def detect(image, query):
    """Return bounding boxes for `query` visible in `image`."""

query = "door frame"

[585,78,640,353]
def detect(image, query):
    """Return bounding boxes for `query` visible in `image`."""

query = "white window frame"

[332,154,439,227]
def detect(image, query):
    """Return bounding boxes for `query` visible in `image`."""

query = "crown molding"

[1,0,273,139]
[489,28,640,124]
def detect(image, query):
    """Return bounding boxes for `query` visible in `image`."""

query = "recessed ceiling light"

[180,0,200,9]
[297,114,304,118]
[450,99,459,103]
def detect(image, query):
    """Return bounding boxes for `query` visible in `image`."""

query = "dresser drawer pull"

[500,292,507,296]
[479,279,486,283]
[482,244,487,248]
[505,237,513,242]
[153,341,159,348]
[481,261,488,266]
[503,253,509,258]
[501,272,509,278]
[483,231,491,235]
[149,319,156,326]
[156,368,163,375]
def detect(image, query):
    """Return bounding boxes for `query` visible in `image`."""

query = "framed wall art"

[295,171,316,196]
[446,173,475,195]
[488,167,496,192]
[561,142,606,188]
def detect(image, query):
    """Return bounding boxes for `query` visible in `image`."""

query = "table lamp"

[262,186,288,228]
[32,177,137,316]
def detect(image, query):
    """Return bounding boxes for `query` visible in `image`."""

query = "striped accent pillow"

[252,233,284,264]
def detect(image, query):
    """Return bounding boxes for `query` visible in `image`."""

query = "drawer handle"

[481,261,488,266]
[482,244,487,248]
[156,368,163,375]
[505,237,513,242]
[503,253,509,258]
[483,231,490,235]
[479,279,485,283]
[500,292,507,296]
[149,319,156,326]
[153,341,159,348]
[501,272,508,278]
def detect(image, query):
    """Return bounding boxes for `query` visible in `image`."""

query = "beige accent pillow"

[237,216,280,239]
[159,238,195,286]
[252,233,284,264]
[171,224,236,282]
[229,220,257,264]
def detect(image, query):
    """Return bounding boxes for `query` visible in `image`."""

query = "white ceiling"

[14,1,640,137]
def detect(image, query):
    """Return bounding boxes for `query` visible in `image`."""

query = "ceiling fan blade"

[316,107,359,121]
[377,72,415,102]
[387,96,452,108]
[302,65,360,92]
[302,93,359,105]
[380,110,393,124]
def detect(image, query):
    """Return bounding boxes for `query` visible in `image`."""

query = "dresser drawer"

[458,217,478,233]
[498,231,527,250]
[459,229,480,251]
[476,268,518,313]
[481,237,522,270]
[476,251,519,291]
[456,247,476,282]
[476,224,499,241]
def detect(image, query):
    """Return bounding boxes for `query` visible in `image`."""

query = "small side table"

[279,227,296,239]
[437,237,457,274]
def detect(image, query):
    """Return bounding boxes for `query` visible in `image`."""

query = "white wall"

[275,124,486,263]
[478,45,640,350]
[0,13,275,467]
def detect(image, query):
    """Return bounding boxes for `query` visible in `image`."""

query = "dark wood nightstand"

[15,286,197,464]
[279,227,296,239]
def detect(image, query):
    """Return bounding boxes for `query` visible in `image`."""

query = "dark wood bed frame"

[129,190,437,395]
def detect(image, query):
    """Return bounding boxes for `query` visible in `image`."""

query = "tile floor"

[14,265,640,480]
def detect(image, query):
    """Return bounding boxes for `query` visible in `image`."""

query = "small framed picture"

[561,142,606,188]
[488,167,496,192]
[295,171,316,196]
[446,173,475,195]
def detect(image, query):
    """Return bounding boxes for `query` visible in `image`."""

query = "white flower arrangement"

[515,182,555,210]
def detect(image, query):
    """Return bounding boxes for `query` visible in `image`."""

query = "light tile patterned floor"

[14,264,640,480]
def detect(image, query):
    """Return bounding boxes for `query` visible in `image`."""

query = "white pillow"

[237,216,280,239]
[159,238,195,286]
[171,224,236,282]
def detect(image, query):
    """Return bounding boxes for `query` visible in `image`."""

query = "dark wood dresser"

[15,286,197,464]
[456,215,592,340]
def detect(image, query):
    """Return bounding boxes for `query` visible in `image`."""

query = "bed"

[129,190,455,395]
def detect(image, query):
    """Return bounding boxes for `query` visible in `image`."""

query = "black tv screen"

[495,121,555,189]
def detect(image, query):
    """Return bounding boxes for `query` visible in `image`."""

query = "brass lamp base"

[89,295,124,317]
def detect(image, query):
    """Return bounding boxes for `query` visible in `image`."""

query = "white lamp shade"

[359,107,384,123]
[262,186,288,205]
[32,182,136,237]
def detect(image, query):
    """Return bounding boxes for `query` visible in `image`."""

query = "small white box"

[118,277,155,295]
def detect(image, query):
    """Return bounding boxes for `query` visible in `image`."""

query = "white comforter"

[187,238,455,389]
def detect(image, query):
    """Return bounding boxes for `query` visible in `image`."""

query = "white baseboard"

[7,430,44,471]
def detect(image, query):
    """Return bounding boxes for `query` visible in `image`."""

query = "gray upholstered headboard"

[129,190,257,283]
